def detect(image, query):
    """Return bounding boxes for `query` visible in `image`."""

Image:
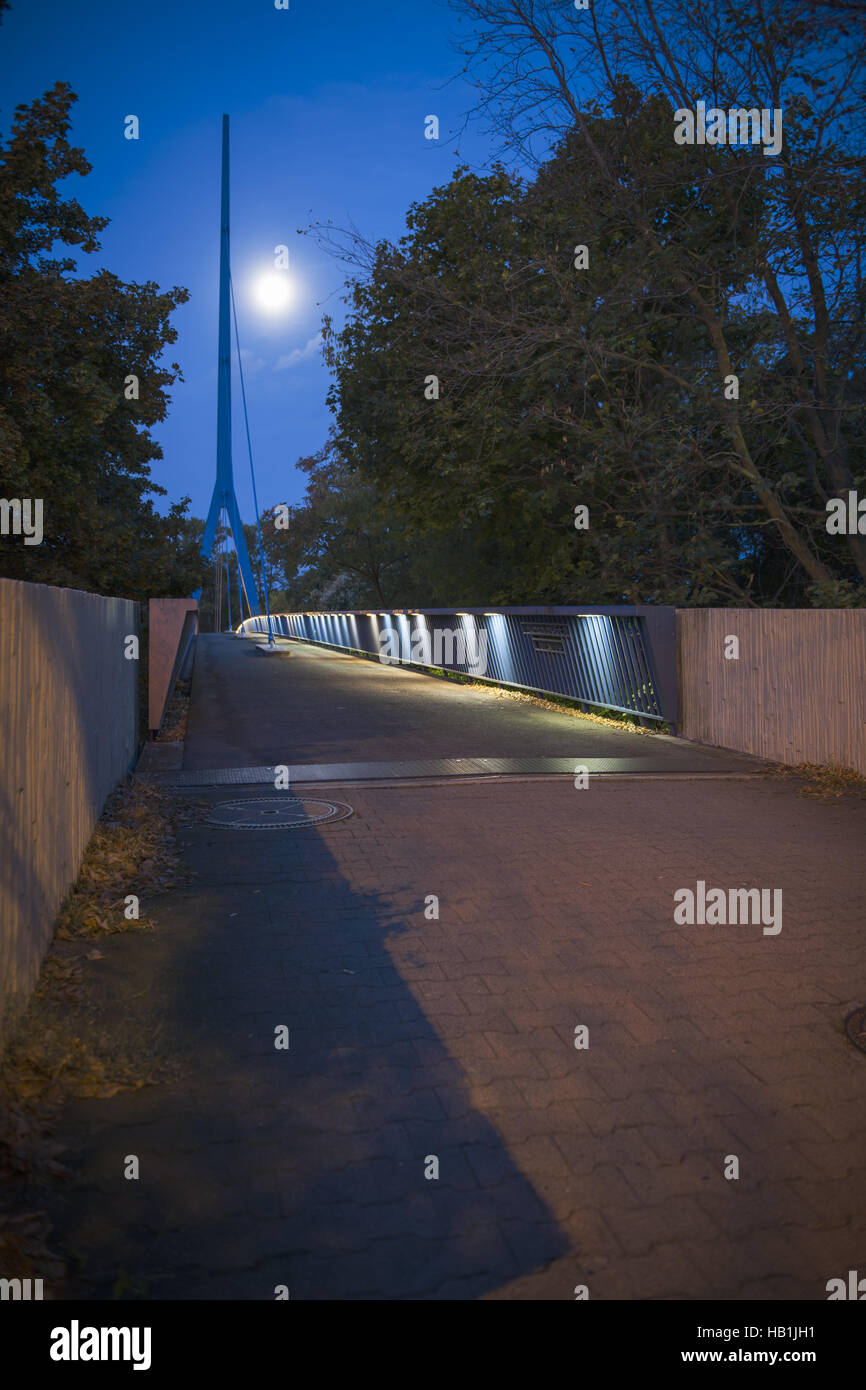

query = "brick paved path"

[44,775,865,1299]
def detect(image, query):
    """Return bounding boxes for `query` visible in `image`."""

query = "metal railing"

[238,606,678,726]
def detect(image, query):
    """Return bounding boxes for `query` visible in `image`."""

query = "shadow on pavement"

[39,787,568,1300]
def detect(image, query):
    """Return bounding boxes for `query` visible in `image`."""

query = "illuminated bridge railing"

[238,606,678,725]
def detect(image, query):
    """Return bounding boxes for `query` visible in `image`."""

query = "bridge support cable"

[234,540,244,628]
[224,519,233,632]
[231,272,276,649]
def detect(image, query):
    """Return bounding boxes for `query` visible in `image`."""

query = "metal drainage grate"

[844,1006,866,1055]
[205,797,353,830]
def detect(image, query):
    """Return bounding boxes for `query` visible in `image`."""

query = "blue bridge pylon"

[197,114,261,619]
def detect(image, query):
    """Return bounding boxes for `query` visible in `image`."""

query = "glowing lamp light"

[253,271,293,314]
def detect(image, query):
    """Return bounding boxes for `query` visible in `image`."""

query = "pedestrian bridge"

[153,625,764,788]
[239,605,678,727]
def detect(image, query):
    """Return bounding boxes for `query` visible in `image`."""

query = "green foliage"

[258,440,414,608]
[0,84,205,602]
[306,3,866,608]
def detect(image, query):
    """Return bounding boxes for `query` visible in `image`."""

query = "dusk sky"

[0,0,496,523]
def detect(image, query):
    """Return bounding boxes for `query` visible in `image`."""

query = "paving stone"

[34,646,866,1299]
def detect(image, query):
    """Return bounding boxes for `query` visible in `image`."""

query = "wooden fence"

[0,579,139,1045]
[677,609,866,773]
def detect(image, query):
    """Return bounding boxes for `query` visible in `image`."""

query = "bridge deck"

[180,634,762,778]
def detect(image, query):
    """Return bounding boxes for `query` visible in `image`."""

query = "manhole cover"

[205,797,353,829]
[844,1006,866,1055]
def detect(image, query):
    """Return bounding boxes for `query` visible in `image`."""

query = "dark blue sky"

[0,0,495,523]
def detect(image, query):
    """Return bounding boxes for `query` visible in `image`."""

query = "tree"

[446,0,866,604]
[311,3,865,607]
[259,437,414,609]
[317,144,766,604]
[0,83,205,602]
